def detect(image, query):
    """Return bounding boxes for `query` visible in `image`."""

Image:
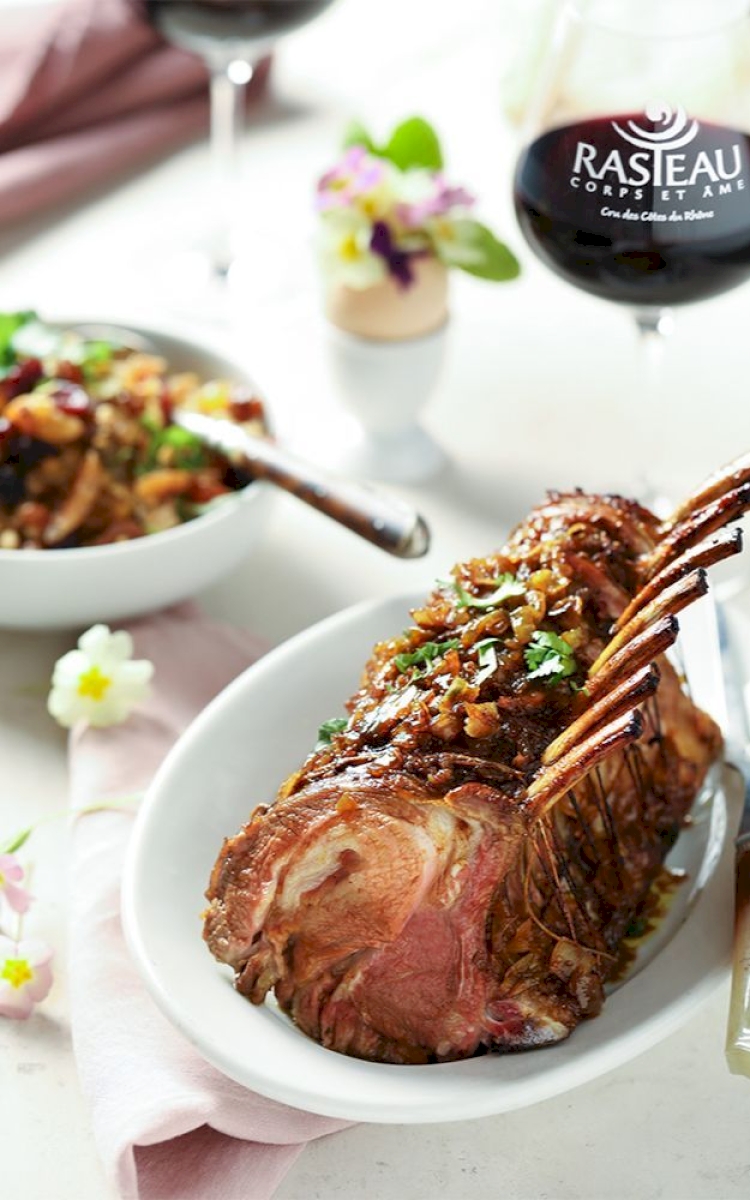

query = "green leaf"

[342,119,377,154]
[382,117,443,171]
[454,573,525,610]
[435,219,520,282]
[317,716,348,746]
[1,826,33,854]
[0,310,38,366]
[524,631,578,686]
[394,638,460,674]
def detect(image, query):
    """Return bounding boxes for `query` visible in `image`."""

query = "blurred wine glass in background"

[134,0,338,282]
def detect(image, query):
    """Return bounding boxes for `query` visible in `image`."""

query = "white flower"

[47,624,154,730]
[0,935,53,1020]
[317,208,388,290]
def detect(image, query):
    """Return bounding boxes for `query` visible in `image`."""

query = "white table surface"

[3,0,750,1196]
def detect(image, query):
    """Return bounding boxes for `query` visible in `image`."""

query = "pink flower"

[397,175,476,228]
[0,853,31,915]
[316,146,389,211]
[0,935,53,1019]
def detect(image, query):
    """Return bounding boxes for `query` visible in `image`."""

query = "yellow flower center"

[2,958,33,989]
[359,196,379,219]
[433,218,455,242]
[339,233,362,262]
[77,665,112,701]
[0,871,5,888]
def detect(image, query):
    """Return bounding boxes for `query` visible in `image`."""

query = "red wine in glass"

[143,0,336,59]
[514,112,750,308]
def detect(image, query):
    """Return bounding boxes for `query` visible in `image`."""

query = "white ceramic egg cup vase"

[324,321,448,485]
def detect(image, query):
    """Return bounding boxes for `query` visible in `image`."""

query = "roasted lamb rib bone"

[644,483,750,579]
[542,663,659,766]
[524,710,643,823]
[588,568,708,678]
[585,614,678,704]
[614,526,742,635]
[664,449,750,526]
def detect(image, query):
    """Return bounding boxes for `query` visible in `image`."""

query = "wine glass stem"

[210,61,253,277]
[633,306,674,512]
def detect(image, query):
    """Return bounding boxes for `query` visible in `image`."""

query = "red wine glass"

[513,0,750,518]
[138,0,337,278]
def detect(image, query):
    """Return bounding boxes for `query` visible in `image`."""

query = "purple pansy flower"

[370,221,423,289]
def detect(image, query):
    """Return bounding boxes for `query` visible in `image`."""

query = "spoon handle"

[173,411,430,559]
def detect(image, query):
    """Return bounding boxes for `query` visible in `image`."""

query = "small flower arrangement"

[316,116,520,292]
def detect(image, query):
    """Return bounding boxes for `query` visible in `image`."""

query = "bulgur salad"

[0,312,267,549]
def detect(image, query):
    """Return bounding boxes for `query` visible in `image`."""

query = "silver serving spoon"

[71,323,430,559]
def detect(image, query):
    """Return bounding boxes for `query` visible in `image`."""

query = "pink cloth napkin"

[0,0,270,224]
[67,604,350,1200]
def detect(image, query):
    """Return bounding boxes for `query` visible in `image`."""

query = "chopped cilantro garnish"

[475,637,502,684]
[394,638,460,674]
[2,316,115,378]
[524,630,578,686]
[143,423,207,471]
[454,572,525,610]
[317,716,348,745]
[75,339,114,376]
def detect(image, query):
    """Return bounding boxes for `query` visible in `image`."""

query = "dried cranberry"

[0,357,43,403]
[188,478,230,504]
[119,392,145,418]
[55,360,85,384]
[0,464,25,506]
[159,388,174,423]
[229,389,265,424]
[0,416,12,444]
[48,381,92,417]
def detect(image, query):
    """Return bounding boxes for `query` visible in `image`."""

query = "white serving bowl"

[0,323,273,630]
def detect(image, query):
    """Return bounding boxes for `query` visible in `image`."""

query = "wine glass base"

[330,426,448,485]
